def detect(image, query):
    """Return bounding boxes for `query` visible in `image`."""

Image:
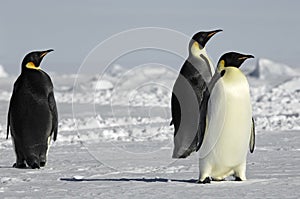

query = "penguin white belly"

[198,68,252,180]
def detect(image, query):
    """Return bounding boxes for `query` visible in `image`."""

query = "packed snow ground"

[0,59,299,198]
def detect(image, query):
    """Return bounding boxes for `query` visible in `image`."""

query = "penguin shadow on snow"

[60,177,198,183]
[59,177,244,184]
[0,165,45,169]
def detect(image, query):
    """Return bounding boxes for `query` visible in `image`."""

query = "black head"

[21,49,54,71]
[191,29,222,49]
[217,52,254,71]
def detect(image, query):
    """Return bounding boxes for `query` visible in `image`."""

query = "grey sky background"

[0,0,299,74]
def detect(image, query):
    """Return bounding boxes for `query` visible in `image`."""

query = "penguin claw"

[197,177,211,184]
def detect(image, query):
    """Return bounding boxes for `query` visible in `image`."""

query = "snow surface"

[0,59,299,198]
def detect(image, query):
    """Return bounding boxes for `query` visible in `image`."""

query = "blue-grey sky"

[0,0,299,74]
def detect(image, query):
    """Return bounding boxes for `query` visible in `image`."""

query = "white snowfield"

[0,60,299,198]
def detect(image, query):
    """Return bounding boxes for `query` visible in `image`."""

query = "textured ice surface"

[0,59,299,198]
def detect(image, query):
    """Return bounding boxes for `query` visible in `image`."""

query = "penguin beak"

[238,54,255,60]
[207,29,223,38]
[40,49,54,58]
[236,54,254,68]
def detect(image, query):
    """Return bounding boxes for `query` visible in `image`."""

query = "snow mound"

[55,64,174,107]
[0,65,8,78]
[250,58,299,80]
[81,77,114,91]
[107,64,126,78]
[253,77,300,131]
[57,116,172,143]
[94,80,114,90]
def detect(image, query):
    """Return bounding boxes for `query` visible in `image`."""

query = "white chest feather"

[191,46,215,75]
[199,67,252,172]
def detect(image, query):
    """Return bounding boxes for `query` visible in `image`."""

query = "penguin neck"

[222,67,247,85]
[22,62,42,72]
[22,67,43,74]
[188,47,214,75]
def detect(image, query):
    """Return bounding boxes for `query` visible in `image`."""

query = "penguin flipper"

[6,104,10,139]
[7,77,21,139]
[196,88,209,151]
[196,71,224,151]
[249,117,255,153]
[48,92,58,141]
[171,92,181,136]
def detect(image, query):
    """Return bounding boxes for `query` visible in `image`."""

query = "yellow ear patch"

[192,41,199,49]
[26,62,41,70]
[191,41,202,57]
[217,60,225,72]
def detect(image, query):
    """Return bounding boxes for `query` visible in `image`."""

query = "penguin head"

[22,49,54,71]
[217,52,254,72]
[189,29,222,55]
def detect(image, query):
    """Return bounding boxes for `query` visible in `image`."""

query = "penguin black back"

[7,49,58,169]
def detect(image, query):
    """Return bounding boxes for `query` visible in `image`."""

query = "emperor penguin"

[171,29,222,158]
[197,52,255,183]
[7,49,58,169]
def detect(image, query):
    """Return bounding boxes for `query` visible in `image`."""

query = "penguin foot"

[197,177,211,184]
[13,162,27,168]
[29,162,40,169]
[235,177,243,181]
[40,161,46,167]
